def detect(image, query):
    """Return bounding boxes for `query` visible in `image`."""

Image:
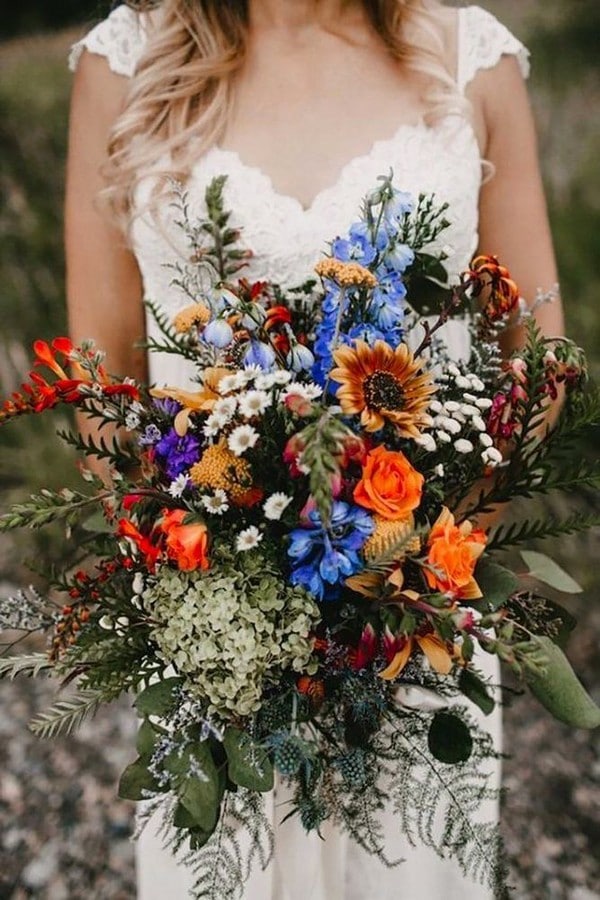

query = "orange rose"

[353,446,423,521]
[159,509,210,572]
[425,507,487,599]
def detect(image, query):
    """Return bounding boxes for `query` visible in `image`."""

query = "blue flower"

[372,266,407,309]
[155,428,201,480]
[203,318,234,348]
[153,398,182,418]
[288,501,374,601]
[332,225,377,266]
[243,340,277,371]
[287,343,315,373]
[383,190,415,233]
[385,241,415,274]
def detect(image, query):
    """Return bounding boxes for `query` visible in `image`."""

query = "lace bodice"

[69,5,529,385]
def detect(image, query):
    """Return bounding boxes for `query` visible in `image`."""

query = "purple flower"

[138,424,162,447]
[153,398,182,418]
[155,428,201,479]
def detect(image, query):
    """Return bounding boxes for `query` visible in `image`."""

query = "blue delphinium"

[155,428,201,480]
[288,501,374,601]
[312,185,416,387]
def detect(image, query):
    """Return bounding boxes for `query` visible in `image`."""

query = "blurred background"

[0,1,598,897]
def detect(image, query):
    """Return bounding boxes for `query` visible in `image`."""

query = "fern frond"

[0,653,53,680]
[488,511,600,552]
[29,690,106,739]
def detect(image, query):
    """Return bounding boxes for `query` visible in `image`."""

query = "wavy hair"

[104,0,468,227]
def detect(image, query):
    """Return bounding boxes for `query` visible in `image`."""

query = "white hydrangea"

[143,565,320,718]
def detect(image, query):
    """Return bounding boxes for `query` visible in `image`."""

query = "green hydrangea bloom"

[143,556,320,718]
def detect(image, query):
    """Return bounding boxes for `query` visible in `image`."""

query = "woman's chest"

[133,118,483,300]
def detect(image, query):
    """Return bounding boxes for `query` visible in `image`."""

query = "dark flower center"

[364,370,404,411]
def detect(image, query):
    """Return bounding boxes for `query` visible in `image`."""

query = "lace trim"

[458,5,530,93]
[68,5,147,78]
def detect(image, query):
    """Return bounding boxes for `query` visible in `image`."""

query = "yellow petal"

[174,408,192,437]
[417,634,453,675]
[379,642,412,680]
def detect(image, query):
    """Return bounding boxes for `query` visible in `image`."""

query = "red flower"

[468,255,520,321]
[117,518,161,569]
[158,509,210,572]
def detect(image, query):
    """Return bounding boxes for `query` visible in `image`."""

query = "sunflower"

[330,340,435,437]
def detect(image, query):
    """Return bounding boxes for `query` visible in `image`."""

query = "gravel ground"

[0,600,598,900]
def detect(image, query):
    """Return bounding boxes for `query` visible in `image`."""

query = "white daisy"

[213,397,237,420]
[236,526,263,552]
[254,373,278,391]
[271,370,293,385]
[201,490,229,515]
[482,447,503,467]
[283,382,323,402]
[218,373,243,394]
[203,412,227,438]
[415,432,437,453]
[168,473,190,498]
[238,390,271,419]
[454,438,474,454]
[242,364,263,382]
[263,492,292,521]
[228,424,259,456]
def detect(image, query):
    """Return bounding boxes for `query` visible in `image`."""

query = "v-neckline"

[208,117,436,215]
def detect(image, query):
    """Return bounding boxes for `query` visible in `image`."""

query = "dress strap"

[457,5,530,93]
[68,4,148,78]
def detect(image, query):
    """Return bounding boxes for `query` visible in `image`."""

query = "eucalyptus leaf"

[136,719,157,758]
[223,727,274,792]
[474,559,518,610]
[118,757,162,801]
[525,637,600,729]
[521,551,583,594]
[427,712,473,764]
[135,677,183,718]
[458,669,495,716]
[179,774,220,833]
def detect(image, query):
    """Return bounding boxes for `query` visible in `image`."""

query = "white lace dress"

[70,7,529,899]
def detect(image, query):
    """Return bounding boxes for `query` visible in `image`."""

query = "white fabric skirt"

[136,652,501,900]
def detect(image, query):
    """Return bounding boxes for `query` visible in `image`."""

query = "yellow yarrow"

[173,303,211,334]
[189,443,253,498]
[314,259,377,289]
[363,515,421,563]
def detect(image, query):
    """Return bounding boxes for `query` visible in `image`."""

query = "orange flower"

[354,446,423,521]
[159,509,210,572]
[330,340,435,437]
[468,254,520,321]
[379,631,454,680]
[425,507,487,600]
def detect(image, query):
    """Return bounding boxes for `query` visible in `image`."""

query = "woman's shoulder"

[68,3,159,78]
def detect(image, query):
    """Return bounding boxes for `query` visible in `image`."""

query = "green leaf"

[135,677,183,718]
[525,637,600,729]
[136,719,157,758]
[173,802,200,829]
[521,551,583,594]
[167,741,220,832]
[118,757,162,801]
[458,669,495,716]
[223,727,274,792]
[474,559,518,610]
[427,713,473,764]
[81,508,113,534]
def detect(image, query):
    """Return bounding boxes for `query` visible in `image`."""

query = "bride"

[66,1,564,897]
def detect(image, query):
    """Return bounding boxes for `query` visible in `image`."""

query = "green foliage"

[223,727,274,792]
[474,559,519,611]
[0,653,52,680]
[428,712,474,764]
[521,551,583,594]
[525,636,600,729]
[29,689,106,738]
[296,411,355,526]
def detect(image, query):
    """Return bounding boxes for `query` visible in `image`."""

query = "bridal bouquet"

[1,175,599,898]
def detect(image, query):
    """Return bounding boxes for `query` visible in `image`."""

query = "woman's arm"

[472,55,565,353]
[65,52,146,482]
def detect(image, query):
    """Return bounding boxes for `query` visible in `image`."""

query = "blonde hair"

[105,0,467,227]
